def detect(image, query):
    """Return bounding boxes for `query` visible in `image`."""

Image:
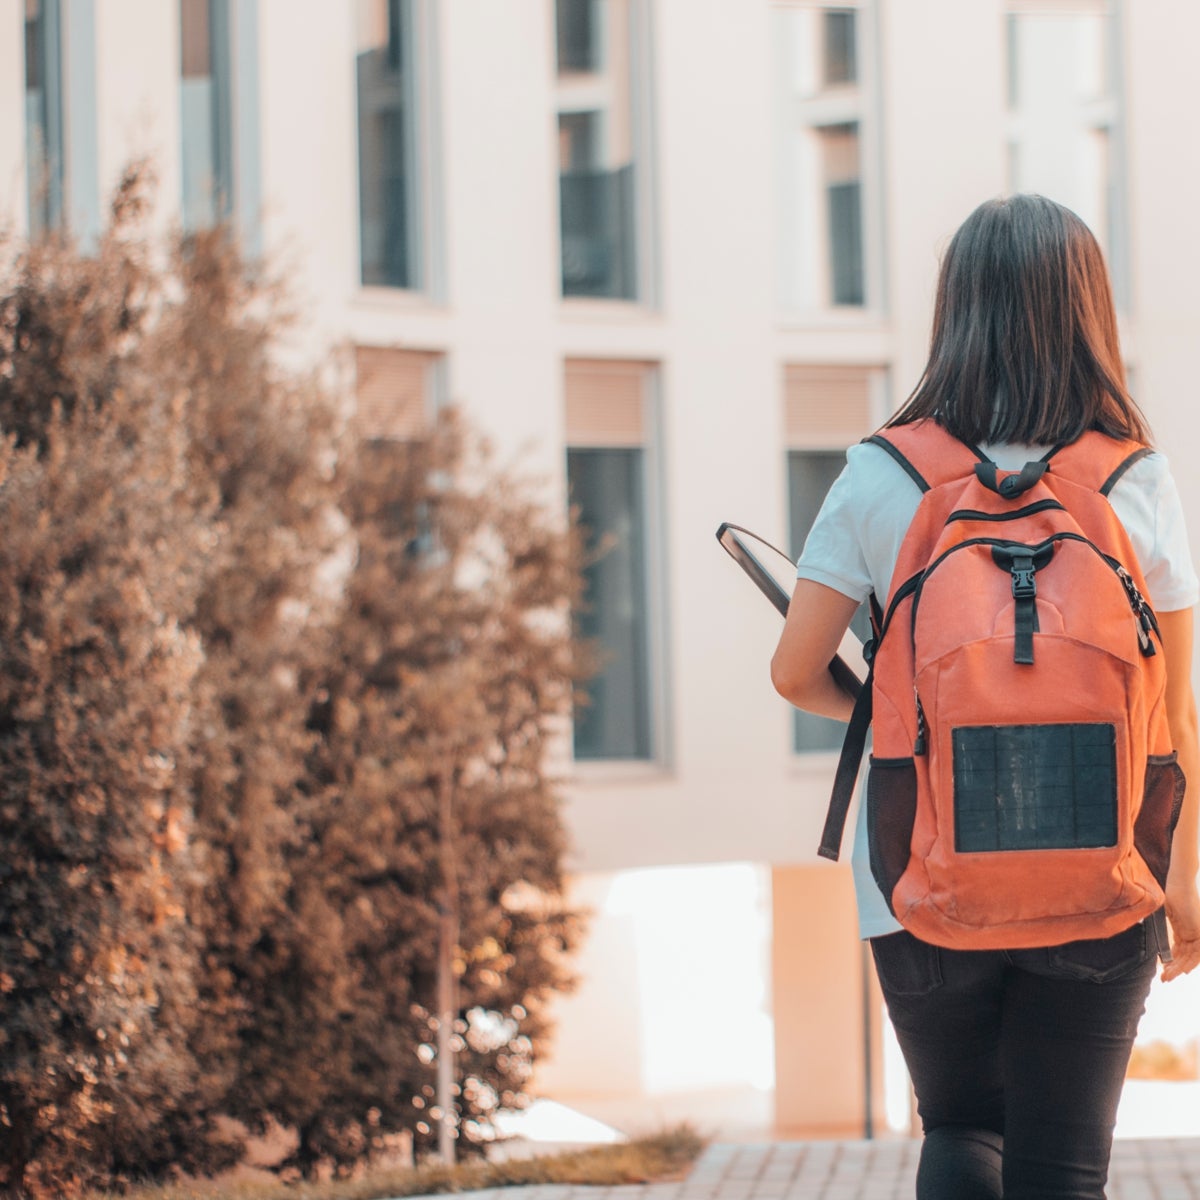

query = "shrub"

[240,427,587,1174]
[0,167,588,1191]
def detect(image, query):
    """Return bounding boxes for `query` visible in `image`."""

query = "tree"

[147,222,348,1159]
[240,427,588,1175]
[0,167,349,1192]
[0,165,589,1191]
[0,176,238,1195]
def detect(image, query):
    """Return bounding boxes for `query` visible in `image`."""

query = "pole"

[862,939,874,1140]
[436,764,459,1163]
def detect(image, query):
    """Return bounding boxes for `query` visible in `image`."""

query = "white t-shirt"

[796,439,1200,939]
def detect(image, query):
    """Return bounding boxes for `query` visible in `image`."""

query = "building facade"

[3,0,1200,1138]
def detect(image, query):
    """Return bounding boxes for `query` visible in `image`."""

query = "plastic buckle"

[1011,560,1037,599]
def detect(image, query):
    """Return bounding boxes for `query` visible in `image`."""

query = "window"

[353,348,444,569]
[25,0,62,233]
[556,0,601,72]
[1006,2,1127,307]
[354,345,442,439]
[823,9,856,84]
[180,0,232,229]
[784,364,882,752]
[179,0,260,240]
[24,0,99,241]
[356,0,425,289]
[774,2,880,314]
[555,0,653,302]
[566,360,661,761]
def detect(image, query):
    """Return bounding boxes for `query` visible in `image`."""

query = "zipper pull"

[1117,564,1158,657]
[914,692,927,756]
[1138,611,1157,657]
[1116,564,1142,610]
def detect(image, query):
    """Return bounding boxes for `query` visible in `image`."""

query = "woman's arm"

[770,578,862,720]
[1155,607,1200,981]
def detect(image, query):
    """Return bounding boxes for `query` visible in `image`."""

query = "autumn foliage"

[0,169,586,1195]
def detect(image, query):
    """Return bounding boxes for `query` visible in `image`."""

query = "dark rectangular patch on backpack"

[952,723,1118,852]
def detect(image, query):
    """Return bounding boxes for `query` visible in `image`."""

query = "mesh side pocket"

[1134,753,1186,887]
[867,758,918,913]
[952,724,1117,853]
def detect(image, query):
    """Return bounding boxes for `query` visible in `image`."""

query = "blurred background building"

[3,0,1200,1142]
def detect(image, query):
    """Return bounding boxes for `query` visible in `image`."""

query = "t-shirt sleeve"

[1108,451,1200,612]
[794,458,874,603]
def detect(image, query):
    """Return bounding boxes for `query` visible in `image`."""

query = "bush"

[0,167,588,1194]
[233,426,587,1174]
[0,173,238,1193]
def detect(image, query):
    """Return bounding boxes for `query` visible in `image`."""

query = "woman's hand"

[1162,876,1200,982]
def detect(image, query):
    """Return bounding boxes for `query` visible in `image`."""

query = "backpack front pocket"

[910,634,1138,929]
[951,722,1118,853]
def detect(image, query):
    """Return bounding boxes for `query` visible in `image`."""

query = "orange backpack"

[819,420,1185,950]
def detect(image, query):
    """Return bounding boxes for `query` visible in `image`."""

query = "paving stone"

[391,1137,1200,1200]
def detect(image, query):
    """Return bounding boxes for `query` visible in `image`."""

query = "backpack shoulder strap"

[1044,430,1153,496]
[866,419,990,492]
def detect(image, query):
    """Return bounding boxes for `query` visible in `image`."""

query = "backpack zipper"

[909,533,1157,646]
[945,499,1066,524]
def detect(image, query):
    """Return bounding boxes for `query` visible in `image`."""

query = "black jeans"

[871,914,1166,1200]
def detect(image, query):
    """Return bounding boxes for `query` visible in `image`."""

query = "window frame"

[24,0,65,235]
[564,360,670,773]
[553,0,659,311]
[24,0,100,244]
[772,0,886,326]
[782,361,887,758]
[352,0,445,303]
[353,344,447,441]
[178,0,262,248]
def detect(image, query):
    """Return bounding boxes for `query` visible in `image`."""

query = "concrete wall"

[772,864,884,1138]
[2,0,1198,1139]
[0,1,24,232]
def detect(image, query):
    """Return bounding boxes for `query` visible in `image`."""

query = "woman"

[771,195,1200,1199]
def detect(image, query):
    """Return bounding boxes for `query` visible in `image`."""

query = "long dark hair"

[888,194,1150,446]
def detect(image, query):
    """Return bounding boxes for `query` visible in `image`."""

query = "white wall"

[3,0,1200,1136]
[534,864,775,1125]
[0,0,24,232]
[1124,0,1200,523]
[93,0,179,232]
[60,0,1190,880]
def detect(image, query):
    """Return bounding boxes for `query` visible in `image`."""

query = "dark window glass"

[557,0,600,73]
[358,0,419,288]
[556,0,641,301]
[24,0,63,234]
[821,122,864,307]
[180,0,234,230]
[560,159,637,300]
[569,447,652,760]
[828,180,864,305]
[787,449,869,752]
[25,0,44,89]
[823,9,857,86]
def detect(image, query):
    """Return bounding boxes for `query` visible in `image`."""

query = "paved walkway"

[406,1137,1200,1200]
